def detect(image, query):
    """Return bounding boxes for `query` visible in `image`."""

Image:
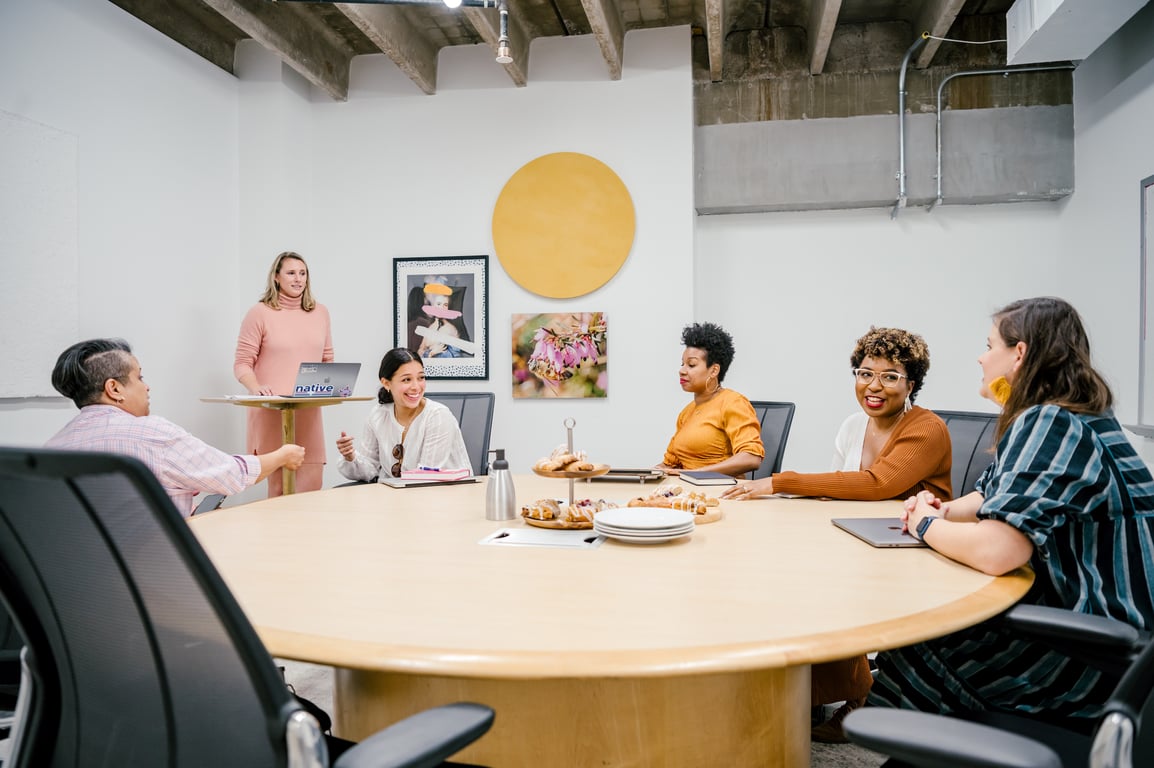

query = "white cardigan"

[338,398,471,482]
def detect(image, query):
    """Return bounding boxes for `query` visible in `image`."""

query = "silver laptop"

[286,362,360,398]
[831,517,926,548]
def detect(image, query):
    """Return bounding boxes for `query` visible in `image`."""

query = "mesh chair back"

[933,410,999,497]
[749,401,796,480]
[0,448,299,767]
[426,392,495,476]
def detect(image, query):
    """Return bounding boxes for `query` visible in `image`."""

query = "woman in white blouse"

[336,348,470,481]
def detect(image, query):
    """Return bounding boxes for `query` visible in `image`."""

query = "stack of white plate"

[593,507,695,544]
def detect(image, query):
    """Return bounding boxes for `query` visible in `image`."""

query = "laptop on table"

[831,517,926,548]
[284,362,360,398]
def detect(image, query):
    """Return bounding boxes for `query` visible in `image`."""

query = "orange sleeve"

[724,394,765,459]
[772,408,952,501]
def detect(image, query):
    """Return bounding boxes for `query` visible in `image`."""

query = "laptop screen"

[288,362,360,398]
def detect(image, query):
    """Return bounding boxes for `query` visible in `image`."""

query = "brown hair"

[849,327,931,403]
[259,251,317,311]
[992,297,1112,443]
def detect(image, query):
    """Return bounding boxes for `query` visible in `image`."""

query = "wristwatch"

[915,514,938,542]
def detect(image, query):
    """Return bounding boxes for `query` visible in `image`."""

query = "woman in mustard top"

[657,322,764,478]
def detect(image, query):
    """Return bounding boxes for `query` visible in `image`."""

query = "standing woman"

[657,322,765,477]
[234,251,333,496]
[878,298,1154,724]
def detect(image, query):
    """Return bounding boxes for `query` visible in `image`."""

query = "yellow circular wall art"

[492,152,635,299]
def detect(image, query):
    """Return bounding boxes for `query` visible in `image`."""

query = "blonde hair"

[259,251,317,311]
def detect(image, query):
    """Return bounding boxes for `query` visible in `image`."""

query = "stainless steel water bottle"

[485,448,517,521]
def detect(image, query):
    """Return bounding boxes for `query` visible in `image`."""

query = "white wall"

[0,0,240,449]
[695,204,1069,472]
[233,28,696,497]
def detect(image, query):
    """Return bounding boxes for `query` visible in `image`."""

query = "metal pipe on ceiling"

[929,63,1076,212]
[892,33,927,220]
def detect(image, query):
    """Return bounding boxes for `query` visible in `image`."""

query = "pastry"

[627,486,718,514]
[562,498,617,523]
[521,498,561,520]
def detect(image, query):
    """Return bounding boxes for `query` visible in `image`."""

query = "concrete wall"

[695,106,1074,213]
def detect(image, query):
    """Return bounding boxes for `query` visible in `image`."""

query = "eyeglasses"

[852,368,908,388]
[391,443,404,477]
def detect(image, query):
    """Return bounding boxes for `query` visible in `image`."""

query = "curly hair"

[991,297,1112,443]
[849,327,931,403]
[681,322,736,382]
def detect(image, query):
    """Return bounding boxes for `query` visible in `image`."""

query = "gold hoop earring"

[707,376,719,394]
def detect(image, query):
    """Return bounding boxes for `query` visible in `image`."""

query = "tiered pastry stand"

[529,419,609,523]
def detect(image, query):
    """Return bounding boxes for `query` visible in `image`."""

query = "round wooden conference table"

[189,475,1033,768]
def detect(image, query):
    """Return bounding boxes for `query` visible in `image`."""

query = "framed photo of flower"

[512,312,607,398]
[393,256,489,380]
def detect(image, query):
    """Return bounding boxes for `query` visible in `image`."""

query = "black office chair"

[933,409,999,496]
[425,392,495,476]
[844,605,1154,768]
[0,446,494,767]
[748,401,796,480]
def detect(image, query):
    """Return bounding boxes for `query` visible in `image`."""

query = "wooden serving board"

[531,464,611,479]
[521,516,593,530]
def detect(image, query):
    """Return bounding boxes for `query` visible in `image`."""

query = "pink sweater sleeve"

[234,305,264,382]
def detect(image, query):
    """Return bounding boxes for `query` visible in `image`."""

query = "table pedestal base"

[334,665,810,767]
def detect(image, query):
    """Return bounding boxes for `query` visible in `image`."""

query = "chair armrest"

[1001,605,1147,678]
[842,709,1063,768]
[1002,605,1142,649]
[333,702,495,768]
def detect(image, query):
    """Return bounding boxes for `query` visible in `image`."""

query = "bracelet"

[914,514,938,542]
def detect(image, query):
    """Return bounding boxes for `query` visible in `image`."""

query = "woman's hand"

[336,431,356,462]
[902,490,941,534]
[721,477,773,500]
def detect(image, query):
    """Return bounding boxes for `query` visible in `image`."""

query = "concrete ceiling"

[107,0,1064,122]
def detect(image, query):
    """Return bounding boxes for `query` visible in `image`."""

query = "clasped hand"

[903,490,948,535]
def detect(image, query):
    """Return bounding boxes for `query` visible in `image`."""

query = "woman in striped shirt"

[875,296,1154,721]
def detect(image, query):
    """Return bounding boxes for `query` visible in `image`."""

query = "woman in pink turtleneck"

[234,251,334,496]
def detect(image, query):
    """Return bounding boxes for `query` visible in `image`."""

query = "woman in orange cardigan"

[722,326,952,743]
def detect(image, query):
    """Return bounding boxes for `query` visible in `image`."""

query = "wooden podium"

[201,396,373,494]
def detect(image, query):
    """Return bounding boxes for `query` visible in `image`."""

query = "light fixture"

[495,0,512,64]
[275,0,515,65]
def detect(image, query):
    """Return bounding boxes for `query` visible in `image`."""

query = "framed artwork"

[512,312,607,398]
[1135,175,1154,435]
[394,256,489,380]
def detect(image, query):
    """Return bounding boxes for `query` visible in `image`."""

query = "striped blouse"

[870,405,1154,719]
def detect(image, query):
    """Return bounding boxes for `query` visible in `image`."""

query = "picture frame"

[394,256,489,380]
[1134,175,1154,435]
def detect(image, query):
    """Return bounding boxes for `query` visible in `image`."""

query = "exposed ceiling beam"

[913,0,967,68]
[107,0,243,73]
[703,0,724,82]
[580,0,625,80]
[463,4,529,87]
[807,0,843,75]
[336,3,441,94]
[202,0,354,99]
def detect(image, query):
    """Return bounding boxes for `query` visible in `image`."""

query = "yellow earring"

[989,376,1012,406]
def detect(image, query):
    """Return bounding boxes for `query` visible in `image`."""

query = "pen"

[418,466,441,471]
